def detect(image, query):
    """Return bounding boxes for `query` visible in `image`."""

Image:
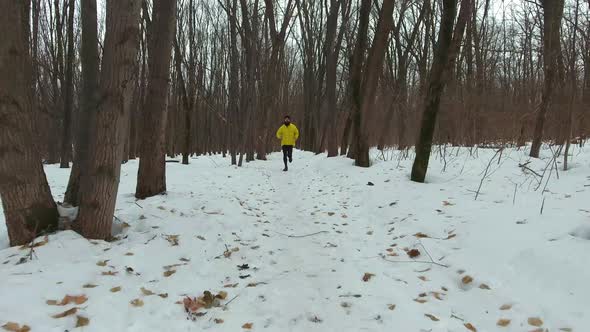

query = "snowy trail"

[1,148,589,331]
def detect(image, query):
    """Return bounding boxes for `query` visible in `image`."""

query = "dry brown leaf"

[362,273,375,282]
[414,298,427,304]
[464,322,477,331]
[141,287,155,296]
[462,275,474,284]
[96,260,109,267]
[216,291,228,300]
[83,284,98,288]
[110,286,121,293]
[20,236,49,250]
[446,234,457,240]
[529,329,544,332]
[528,317,543,327]
[242,323,253,329]
[75,315,90,327]
[432,292,444,301]
[130,299,144,307]
[102,271,117,276]
[2,322,31,332]
[388,304,396,311]
[165,235,179,246]
[479,283,491,290]
[559,328,573,332]
[158,293,168,298]
[418,276,428,281]
[224,283,239,288]
[183,297,204,313]
[163,270,176,277]
[407,249,421,258]
[499,304,512,310]
[443,200,454,206]
[424,313,439,321]
[214,318,224,324]
[48,295,88,306]
[125,252,134,256]
[52,307,78,319]
[497,319,511,327]
[414,232,430,238]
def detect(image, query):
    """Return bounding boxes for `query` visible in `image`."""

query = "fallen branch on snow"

[273,231,329,238]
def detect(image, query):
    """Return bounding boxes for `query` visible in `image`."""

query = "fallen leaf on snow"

[52,307,78,318]
[214,318,224,324]
[499,304,512,310]
[75,315,90,327]
[2,322,30,332]
[424,313,439,321]
[164,270,176,277]
[20,235,49,250]
[102,271,117,276]
[407,249,421,258]
[83,284,98,288]
[165,234,179,246]
[110,286,121,293]
[158,293,168,298]
[130,299,144,307]
[224,283,239,288]
[216,291,228,300]
[414,298,427,304]
[497,319,511,327]
[47,295,88,306]
[242,323,253,329]
[96,260,109,266]
[528,317,543,327]
[443,200,454,206]
[362,273,375,282]
[464,322,477,331]
[414,232,429,238]
[462,275,474,284]
[125,252,134,256]
[388,304,396,311]
[479,283,491,290]
[559,328,573,332]
[418,276,428,281]
[141,287,155,296]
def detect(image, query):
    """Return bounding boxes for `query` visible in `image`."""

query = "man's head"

[284,115,291,126]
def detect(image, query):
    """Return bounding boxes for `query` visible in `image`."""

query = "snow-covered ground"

[1,146,589,331]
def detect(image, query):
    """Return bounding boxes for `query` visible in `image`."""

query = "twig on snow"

[380,256,449,268]
[273,231,329,238]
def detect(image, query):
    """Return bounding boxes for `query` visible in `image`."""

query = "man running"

[275,115,299,171]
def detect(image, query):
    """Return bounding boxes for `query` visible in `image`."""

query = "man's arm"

[276,126,283,139]
[294,125,299,141]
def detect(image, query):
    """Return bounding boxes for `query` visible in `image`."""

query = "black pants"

[282,145,293,168]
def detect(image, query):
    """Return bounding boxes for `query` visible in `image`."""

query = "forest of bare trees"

[1,0,590,245]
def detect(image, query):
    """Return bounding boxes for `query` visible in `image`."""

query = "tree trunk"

[59,0,75,168]
[64,0,100,205]
[411,0,459,182]
[0,0,58,246]
[355,0,395,167]
[530,0,565,158]
[135,0,176,199]
[75,0,141,240]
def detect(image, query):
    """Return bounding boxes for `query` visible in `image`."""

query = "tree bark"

[64,0,100,205]
[135,0,176,199]
[0,0,58,246]
[411,0,459,182]
[75,0,141,240]
[59,0,75,168]
[530,0,565,158]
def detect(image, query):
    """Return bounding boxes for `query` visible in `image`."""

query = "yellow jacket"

[276,123,299,146]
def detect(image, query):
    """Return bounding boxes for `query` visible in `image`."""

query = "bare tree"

[75,0,141,240]
[411,0,462,182]
[0,0,58,246]
[136,0,177,199]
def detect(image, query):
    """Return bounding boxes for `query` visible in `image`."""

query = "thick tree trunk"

[75,0,141,240]
[64,0,100,205]
[411,0,459,182]
[530,0,565,158]
[0,0,58,246]
[135,0,176,199]
[59,0,75,168]
[355,0,395,167]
